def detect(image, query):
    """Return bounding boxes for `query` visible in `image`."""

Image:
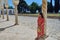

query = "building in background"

[4,9,14,15]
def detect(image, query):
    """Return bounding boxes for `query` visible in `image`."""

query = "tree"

[47,0,53,13]
[8,6,13,9]
[38,5,42,12]
[17,0,28,13]
[50,0,53,13]
[54,0,59,13]
[29,2,38,13]
[59,0,60,10]
[47,2,50,12]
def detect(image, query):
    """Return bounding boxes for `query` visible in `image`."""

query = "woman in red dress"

[35,12,45,40]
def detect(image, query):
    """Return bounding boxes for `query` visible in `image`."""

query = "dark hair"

[39,12,44,18]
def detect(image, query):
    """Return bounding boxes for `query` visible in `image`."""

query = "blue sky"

[25,0,54,6]
[8,0,54,7]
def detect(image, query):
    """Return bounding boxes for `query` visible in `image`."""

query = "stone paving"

[0,15,60,40]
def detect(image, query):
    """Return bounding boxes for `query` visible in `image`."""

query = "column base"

[35,35,48,40]
[6,18,9,21]
[6,19,9,21]
[3,17,4,19]
[14,23,19,25]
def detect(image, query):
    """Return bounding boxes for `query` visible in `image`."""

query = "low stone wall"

[18,14,60,19]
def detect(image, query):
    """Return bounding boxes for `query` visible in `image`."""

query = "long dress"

[37,15,45,38]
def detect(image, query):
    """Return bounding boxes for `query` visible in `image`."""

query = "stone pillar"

[2,7,4,19]
[0,7,1,17]
[13,0,19,25]
[1,0,4,19]
[15,5,18,25]
[0,0,1,17]
[5,5,9,21]
[0,10,1,17]
[42,0,47,37]
[5,0,9,21]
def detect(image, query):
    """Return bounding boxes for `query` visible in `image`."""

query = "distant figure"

[35,12,45,40]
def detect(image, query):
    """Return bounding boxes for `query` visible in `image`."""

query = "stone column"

[2,7,4,19]
[5,5,9,21]
[15,5,18,25]
[1,0,4,19]
[13,0,19,25]
[5,0,9,21]
[0,7,1,17]
[42,0,47,37]
[0,1,1,17]
[0,9,1,17]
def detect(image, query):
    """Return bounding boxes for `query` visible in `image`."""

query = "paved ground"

[0,15,60,40]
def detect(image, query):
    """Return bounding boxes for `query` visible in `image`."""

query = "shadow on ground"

[0,24,15,32]
[0,20,7,23]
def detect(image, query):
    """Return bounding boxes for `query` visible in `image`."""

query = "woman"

[35,12,45,40]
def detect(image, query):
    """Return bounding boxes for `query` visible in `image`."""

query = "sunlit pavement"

[0,15,60,40]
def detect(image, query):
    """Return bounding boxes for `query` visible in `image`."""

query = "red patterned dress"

[37,15,45,38]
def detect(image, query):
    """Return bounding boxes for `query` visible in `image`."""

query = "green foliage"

[18,0,60,13]
[18,0,28,13]
[8,6,13,9]
[54,0,59,13]
[47,0,53,13]
[29,2,38,13]
[38,5,42,12]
